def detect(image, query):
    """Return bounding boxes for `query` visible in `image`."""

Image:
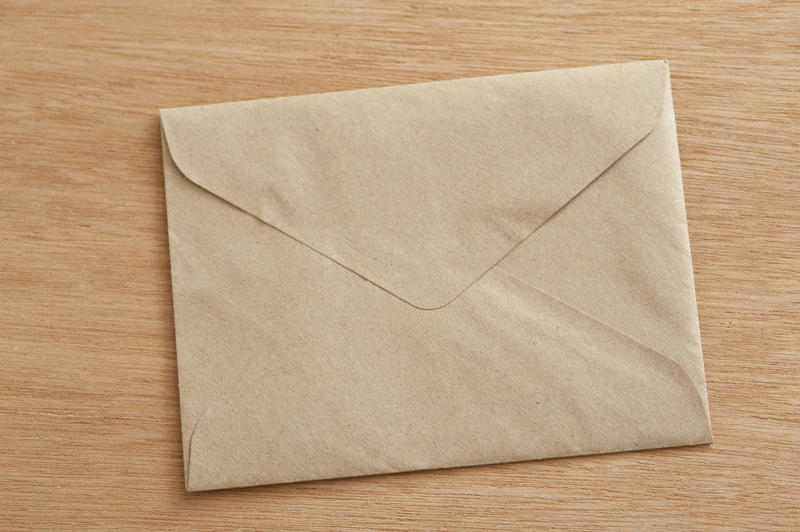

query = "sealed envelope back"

[161,60,712,491]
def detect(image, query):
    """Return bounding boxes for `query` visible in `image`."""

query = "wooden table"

[2,1,798,529]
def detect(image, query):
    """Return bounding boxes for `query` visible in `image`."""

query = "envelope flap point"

[161,61,667,309]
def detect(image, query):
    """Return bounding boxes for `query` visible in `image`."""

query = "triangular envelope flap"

[161,61,667,309]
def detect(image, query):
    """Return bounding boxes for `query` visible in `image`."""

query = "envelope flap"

[161,61,667,309]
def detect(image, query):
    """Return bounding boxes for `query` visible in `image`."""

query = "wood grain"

[1,1,798,529]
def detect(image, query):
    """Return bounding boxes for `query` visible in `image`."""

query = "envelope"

[160,60,712,492]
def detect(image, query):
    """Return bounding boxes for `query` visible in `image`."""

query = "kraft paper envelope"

[161,60,712,492]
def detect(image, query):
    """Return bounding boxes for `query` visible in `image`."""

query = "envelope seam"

[493,265,711,421]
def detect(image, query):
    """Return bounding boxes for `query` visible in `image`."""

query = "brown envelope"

[160,60,712,492]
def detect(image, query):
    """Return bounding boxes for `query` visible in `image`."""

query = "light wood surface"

[2,1,798,529]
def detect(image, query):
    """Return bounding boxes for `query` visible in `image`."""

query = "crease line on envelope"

[494,265,712,420]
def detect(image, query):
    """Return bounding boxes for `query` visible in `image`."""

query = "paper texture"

[160,60,712,492]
